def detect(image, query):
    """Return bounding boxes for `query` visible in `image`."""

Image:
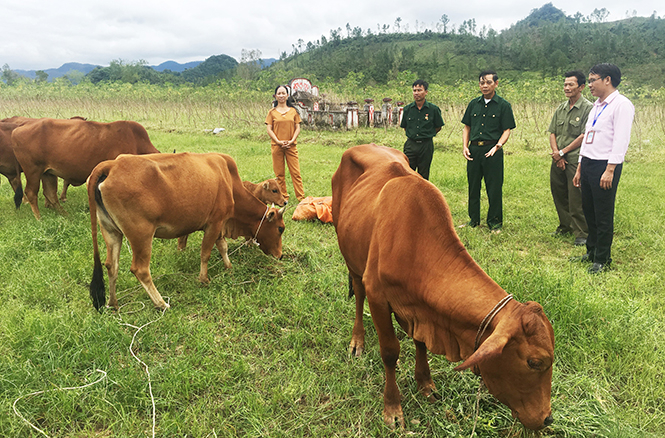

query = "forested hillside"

[270,4,665,88]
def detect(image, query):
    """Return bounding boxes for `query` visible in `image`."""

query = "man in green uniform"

[400,79,444,180]
[548,71,593,246]
[461,70,516,232]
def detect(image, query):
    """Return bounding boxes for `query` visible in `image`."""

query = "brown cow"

[88,152,286,311]
[332,144,555,431]
[0,117,85,205]
[243,178,287,207]
[12,118,159,219]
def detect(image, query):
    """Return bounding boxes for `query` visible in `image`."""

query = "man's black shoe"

[573,237,587,246]
[588,262,610,274]
[570,253,593,263]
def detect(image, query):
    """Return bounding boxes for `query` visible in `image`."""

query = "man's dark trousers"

[580,157,622,264]
[404,137,434,180]
[467,144,503,228]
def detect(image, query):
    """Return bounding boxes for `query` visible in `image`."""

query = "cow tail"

[348,272,354,299]
[88,169,107,312]
[13,182,23,209]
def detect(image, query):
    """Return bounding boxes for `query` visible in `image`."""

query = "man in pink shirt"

[572,63,635,274]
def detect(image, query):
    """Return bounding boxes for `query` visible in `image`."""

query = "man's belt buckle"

[477,141,488,146]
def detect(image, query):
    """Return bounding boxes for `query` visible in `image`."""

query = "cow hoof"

[383,406,404,429]
[349,341,364,357]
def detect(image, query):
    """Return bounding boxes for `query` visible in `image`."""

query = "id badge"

[585,130,595,144]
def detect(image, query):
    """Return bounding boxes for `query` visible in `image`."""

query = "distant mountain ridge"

[13,58,278,82]
[15,60,205,81]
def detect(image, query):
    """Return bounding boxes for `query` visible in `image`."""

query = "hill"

[269,5,665,88]
[15,62,100,81]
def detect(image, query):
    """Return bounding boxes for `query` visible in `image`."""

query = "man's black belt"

[408,138,433,143]
[470,140,498,146]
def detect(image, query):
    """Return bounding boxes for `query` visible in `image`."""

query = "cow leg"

[414,340,438,401]
[23,171,42,219]
[349,273,366,357]
[100,226,123,310]
[214,236,232,269]
[42,173,66,215]
[177,235,188,251]
[60,180,70,202]
[127,234,169,310]
[368,299,404,429]
[199,223,224,284]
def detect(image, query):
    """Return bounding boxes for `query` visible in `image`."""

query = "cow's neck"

[406,250,513,361]
[227,188,268,238]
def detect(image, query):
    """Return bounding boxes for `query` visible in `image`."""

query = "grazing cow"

[11,118,159,219]
[0,122,22,198]
[88,152,286,311]
[0,117,85,205]
[332,144,555,431]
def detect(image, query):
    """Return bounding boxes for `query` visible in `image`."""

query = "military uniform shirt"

[400,101,444,140]
[548,96,593,163]
[461,94,516,141]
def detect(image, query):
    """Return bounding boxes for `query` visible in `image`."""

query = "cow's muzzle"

[544,415,554,427]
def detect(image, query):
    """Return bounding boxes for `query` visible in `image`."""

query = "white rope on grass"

[12,369,108,437]
[116,296,170,438]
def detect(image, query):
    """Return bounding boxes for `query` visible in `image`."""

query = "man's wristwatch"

[559,150,565,157]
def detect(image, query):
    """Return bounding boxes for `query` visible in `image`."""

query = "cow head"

[454,301,555,430]
[255,205,286,258]
[260,179,287,207]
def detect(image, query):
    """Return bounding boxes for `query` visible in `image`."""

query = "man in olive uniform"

[461,70,516,232]
[548,71,593,246]
[400,79,444,180]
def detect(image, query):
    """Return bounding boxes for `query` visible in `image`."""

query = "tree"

[395,17,402,33]
[1,64,20,85]
[236,49,263,81]
[439,14,450,34]
[590,8,610,23]
[35,70,48,83]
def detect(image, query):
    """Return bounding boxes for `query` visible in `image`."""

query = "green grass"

[0,121,664,437]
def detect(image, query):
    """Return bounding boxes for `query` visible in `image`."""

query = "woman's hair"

[272,85,296,108]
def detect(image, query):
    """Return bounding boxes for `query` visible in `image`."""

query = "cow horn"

[278,205,287,215]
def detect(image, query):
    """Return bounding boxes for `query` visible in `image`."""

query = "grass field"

[0,95,664,437]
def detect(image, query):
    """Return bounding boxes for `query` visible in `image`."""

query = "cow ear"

[266,210,276,222]
[454,330,510,371]
[263,182,269,189]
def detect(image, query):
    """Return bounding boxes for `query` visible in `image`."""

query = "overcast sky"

[2,1,661,71]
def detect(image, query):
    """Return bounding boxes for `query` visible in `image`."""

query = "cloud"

[1,0,660,70]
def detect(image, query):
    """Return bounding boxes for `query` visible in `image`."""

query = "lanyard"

[592,103,608,127]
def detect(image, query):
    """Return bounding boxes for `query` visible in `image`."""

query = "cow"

[88,152,286,311]
[243,178,287,207]
[331,144,555,431]
[0,122,22,199]
[11,118,159,219]
[0,117,86,206]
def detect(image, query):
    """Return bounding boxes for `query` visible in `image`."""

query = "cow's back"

[12,118,158,185]
[96,153,235,239]
[332,144,413,275]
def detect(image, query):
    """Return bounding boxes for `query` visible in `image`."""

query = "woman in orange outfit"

[265,85,305,202]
